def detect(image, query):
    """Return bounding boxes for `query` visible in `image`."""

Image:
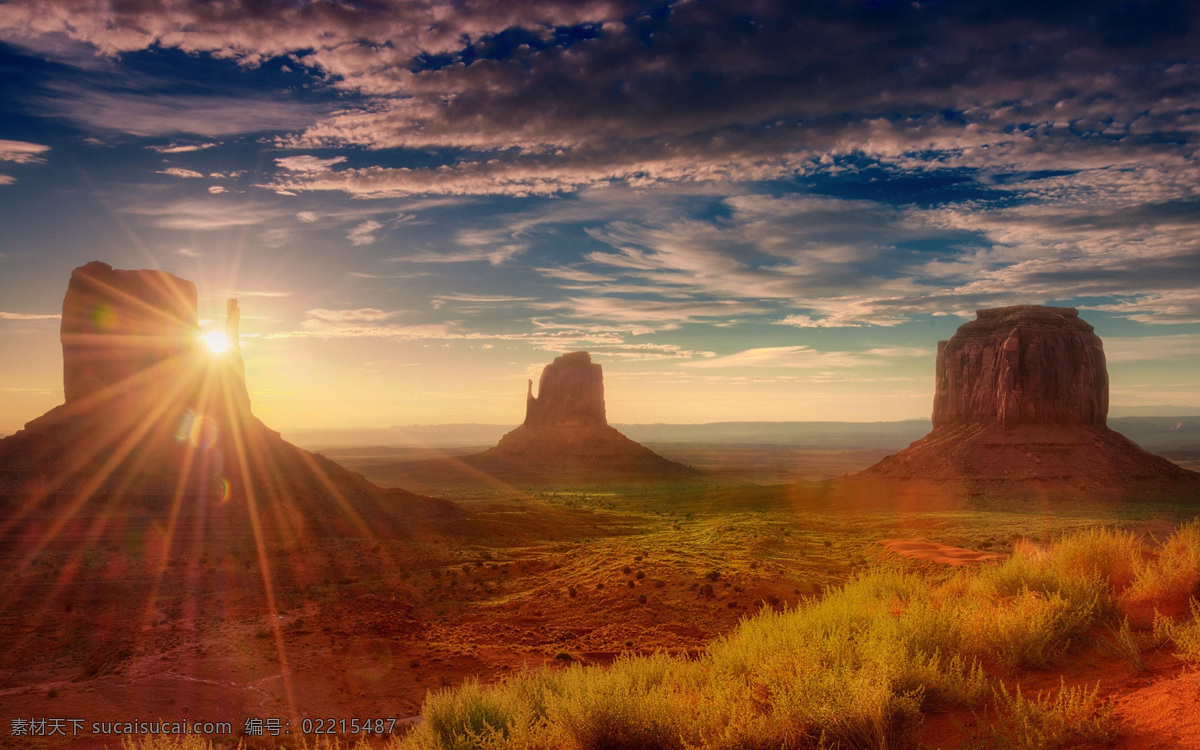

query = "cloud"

[306,308,398,323]
[276,155,348,173]
[121,199,282,230]
[227,289,291,298]
[434,293,535,304]
[0,139,50,164]
[681,345,920,370]
[0,175,14,186]
[534,267,616,283]
[4,0,1197,204]
[148,142,219,153]
[0,311,60,320]
[207,185,227,194]
[346,220,382,246]
[158,167,205,178]
[3,0,1200,331]
[1104,335,1200,363]
[39,86,323,137]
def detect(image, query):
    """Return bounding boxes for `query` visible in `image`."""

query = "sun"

[203,331,229,354]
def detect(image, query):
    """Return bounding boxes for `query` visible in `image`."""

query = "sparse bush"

[1050,527,1142,592]
[960,680,1118,750]
[1155,597,1200,666]
[1101,616,1146,671]
[1128,519,1200,605]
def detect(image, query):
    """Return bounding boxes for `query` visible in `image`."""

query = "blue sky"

[1,0,1199,431]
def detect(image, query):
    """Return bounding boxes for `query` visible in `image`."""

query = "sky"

[1,0,1199,432]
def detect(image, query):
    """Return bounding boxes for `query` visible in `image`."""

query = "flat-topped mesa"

[524,351,607,428]
[855,304,1198,494]
[61,261,203,404]
[932,305,1108,430]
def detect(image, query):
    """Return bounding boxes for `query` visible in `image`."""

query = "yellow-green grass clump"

[397,523,1183,750]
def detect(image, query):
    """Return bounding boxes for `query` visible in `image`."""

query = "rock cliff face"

[472,352,693,480]
[61,261,203,404]
[932,306,1108,429]
[858,306,1198,495]
[524,352,607,428]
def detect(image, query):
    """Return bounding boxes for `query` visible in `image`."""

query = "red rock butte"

[0,261,458,541]
[470,352,694,479]
[858,305,1199,495]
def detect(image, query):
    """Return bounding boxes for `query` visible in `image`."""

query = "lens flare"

[203,331,228,353]
[175,409,195,442]
[190,416,219,449]
[91,303,116,331]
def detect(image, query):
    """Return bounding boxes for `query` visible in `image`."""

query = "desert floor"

[0,446,1197,748]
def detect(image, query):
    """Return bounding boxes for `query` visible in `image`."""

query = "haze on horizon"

[1,0,1199,433]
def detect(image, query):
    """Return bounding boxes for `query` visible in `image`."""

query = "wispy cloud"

[0,139,50,164]
[1104,334,1200,363]
[158,167,205,179]
[120,199,283,230]
[681,345,925,370]
[39,86,323,137]
[306,308,398,323]
[346,220,382,246]
[226,289,291,298]
[276,155,348,173]
[0,311,60,320]
[148,142,219,153]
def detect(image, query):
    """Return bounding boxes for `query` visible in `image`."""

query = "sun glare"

[203,331,228,354]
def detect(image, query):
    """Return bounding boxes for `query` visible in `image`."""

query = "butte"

[0,261,460,544]
[465,352,695,481]
[854,305,1199,498]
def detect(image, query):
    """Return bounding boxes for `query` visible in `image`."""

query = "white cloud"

[0,311,60,320]
[347,220,382,246]
[120,199,283,230]
[158,167,205,178]
[682,345,926,370]
[276,155,348,173]
[306,308,397,323]
[148,142,218,153]
[0,139,50,164]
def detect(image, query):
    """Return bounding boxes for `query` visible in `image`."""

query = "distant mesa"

[857,305,1199,494]
[468,352,695,480]
[0,261,458,541]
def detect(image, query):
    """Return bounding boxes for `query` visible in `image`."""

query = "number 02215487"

[300,718,399,734]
